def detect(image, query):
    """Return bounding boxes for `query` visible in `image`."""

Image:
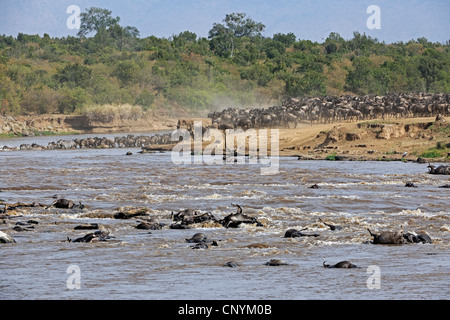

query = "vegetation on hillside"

[0,7,449,117]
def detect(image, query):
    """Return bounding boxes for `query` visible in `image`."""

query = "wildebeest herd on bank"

[208,92,450,130]
[1,92,449,153]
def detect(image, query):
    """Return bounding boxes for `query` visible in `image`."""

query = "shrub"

[420,148,445,158]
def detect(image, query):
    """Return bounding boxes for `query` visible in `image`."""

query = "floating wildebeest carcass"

[170,208,218,228]
[367,226,405,244]
[284,228,320,238]
[134,217,164,230]
[368,225,433,244]
[318,218,343,230]
[220,204,263,228]
[427,163,450,175]
[50,198,85,210]
[403,231,432,244]
[265,259,288,266]
[68,230,112,243]
[186,232,218,249]
[323,261,360,268]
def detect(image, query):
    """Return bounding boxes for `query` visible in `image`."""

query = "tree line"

[0,7,448,117]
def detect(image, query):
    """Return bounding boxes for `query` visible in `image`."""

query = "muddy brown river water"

[0,133,449,300]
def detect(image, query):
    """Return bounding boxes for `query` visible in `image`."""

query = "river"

[0,133,449,300]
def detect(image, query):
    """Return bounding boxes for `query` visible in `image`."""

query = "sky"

[0,0,449,44]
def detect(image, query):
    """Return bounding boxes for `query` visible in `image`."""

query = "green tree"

[273,33,296,46]
[108,24,140,51]
[115,60,139,86]
[345,56,373,94]
[208,12,265,58]
[55,63,92,88]
[58,87,89,114]
[418,48,446,91]
[135,89,155,111]
[77,7,120,38]
[285,72,326,97]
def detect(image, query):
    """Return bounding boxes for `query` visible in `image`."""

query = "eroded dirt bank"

[0,111,178,136]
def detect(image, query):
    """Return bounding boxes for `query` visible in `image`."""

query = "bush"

[420,148,445,158]
[77,104,143,122]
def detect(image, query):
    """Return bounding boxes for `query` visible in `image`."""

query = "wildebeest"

[284,228,320,238]
[135,219,164,230]
[318,218,343,231]
[367,226,404,244]
[223,261,240,267]
[186,232,218,249]
[323,261,360,268]
[171,209,217,226]
[405,182,418,188]
[50,198,85,210]
[114,208,151,219]
[69,230,112,243]
[265,259,288,266]
[186,232,208,243]
[427,163,450,175]
[220,204,263,228]
[403,231,432,244]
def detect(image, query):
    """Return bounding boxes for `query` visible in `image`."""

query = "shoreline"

[1,114,449,163]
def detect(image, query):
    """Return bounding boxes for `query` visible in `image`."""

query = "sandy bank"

[277,117,449,162]
[0,111,179,136]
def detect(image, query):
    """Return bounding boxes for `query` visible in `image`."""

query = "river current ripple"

[0,133,449,300]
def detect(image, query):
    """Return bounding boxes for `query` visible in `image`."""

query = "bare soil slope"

[278,117,449,162]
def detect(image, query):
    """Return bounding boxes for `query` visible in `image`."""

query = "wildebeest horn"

[231,203,242,213]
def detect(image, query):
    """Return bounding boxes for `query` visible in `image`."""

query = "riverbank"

[278,116,450,162]
[1,113,449,163]
[0,110,179,137]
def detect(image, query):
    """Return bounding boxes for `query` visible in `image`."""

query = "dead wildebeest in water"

[403,231,432,244]
[265,259,288,266]
[68,230,112,243]
[427,163,450,175]
[367,226,405,244]
[405,182,418,188]
[13,220,39,232]
[284,228,320,238]
[318,218,343,231]
[220,204,263,228]
[186,232,218,249]
[186,232,208,243]
[134,218,164,230]
[170,209,217,228]
[323,261,360,268]
[50,198,85,210]
[114,208,150,219]
[223,261,240,267]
